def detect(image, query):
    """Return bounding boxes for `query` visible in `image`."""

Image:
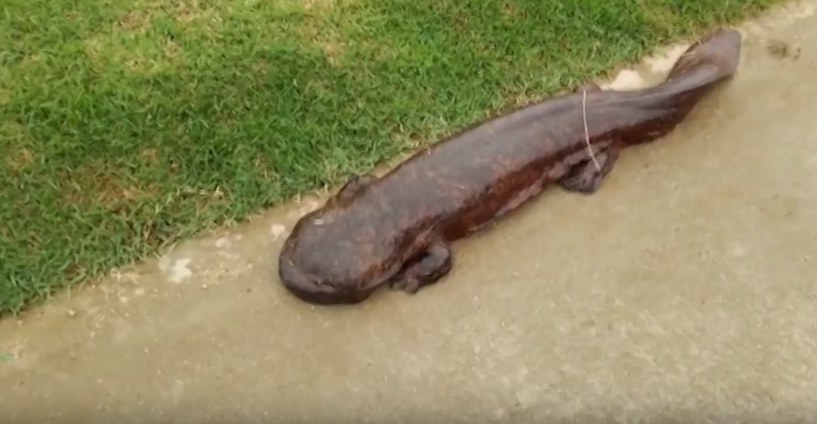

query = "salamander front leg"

[558,144,620,194]
[390,240,452,294]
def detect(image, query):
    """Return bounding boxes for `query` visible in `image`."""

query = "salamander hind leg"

[336,173,378,201]
[558,144,620,194]
[390,241,452,294]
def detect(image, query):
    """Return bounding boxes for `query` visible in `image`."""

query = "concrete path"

[2,2,816,422]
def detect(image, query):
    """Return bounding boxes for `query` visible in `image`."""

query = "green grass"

[0,0,780,315]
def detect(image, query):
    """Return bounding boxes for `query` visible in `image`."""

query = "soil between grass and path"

[0,0,781,316]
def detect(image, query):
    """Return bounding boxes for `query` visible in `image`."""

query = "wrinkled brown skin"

[278,29,743,305]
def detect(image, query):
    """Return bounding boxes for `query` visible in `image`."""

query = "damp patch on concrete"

[158,256,193,284]
[270,224,287,240]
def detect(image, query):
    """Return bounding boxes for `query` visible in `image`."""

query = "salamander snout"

[277,252,373,305]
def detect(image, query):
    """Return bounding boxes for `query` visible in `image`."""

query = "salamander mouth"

[277,256,373,305]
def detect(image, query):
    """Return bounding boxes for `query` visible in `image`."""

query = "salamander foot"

[390,241,452,294]
[558,144,620,194]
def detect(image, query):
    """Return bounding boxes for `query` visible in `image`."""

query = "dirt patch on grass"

[118,9,154,33]
[1,122,36,172]
[298,19,348,65]
[60,163,159,212]
[319,39,348,65]
[84,34,183,74]
[170,0,219,24]
[111,0,355,67]
[116,0,221,34]
[0,88,10,106]
[140,148,160,164]
[278,0,343,12]
[5,148,35,172]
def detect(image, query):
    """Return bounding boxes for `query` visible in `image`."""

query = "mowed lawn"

[0,0,778,315]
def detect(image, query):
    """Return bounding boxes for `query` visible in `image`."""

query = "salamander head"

[278,250,377,305]
[277,204,404,305]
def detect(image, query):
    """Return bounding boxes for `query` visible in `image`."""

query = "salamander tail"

[667,28,742,81]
